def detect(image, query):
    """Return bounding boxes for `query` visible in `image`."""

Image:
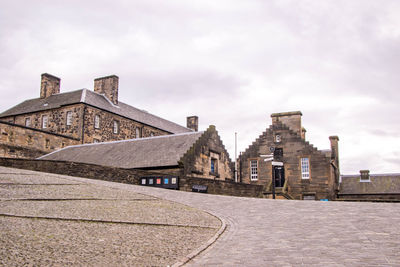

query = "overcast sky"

[1,0,399,174]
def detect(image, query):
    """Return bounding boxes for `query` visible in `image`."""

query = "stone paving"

[81,176,400,267]
[0,167,221,266]
[1,166,400,266]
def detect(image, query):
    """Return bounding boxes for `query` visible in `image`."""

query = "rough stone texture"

[181,125,233,181]
[239,115,339,200]
[0,121,80,158]
[0,166,221,267]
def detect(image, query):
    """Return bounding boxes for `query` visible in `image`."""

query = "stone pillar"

[94,75,119,105]
[40,73,60,99]
[187,116,198,131]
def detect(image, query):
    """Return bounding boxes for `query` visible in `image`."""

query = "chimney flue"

[40,73,60,99]
[94,75,119,105]
[187,116,198,131]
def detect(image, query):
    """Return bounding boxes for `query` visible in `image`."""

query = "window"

[113,121,119,134]
[250,160,258,181]
[25,118,31,127]
[136,127,141,138]
[45,139,50,149]
[211,158,217,174]
[94,115,100,129]
[42,115,48,129]
[66,111,72,126]
[301,157,310,179]
[274,148,283,161]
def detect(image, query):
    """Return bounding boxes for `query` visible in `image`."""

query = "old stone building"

[238,111,340,200]
[338,170,400,201]
[0,73,194,158]
[39,125,233,181]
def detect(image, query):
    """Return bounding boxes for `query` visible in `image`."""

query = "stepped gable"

[242,121,329,158]
[0,89,191,134]
[179,125,233,165]
[39,131,204,169]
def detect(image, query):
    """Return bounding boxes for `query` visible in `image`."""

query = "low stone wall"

[0,157,150,185]
[337,194,400,202]
[180,176,264,198]
[0,158,265,198]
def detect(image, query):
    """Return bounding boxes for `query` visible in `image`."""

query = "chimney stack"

[271,111,303,136]
[94,75,119,105]
[40,73,60,99]
[187,116,198,131]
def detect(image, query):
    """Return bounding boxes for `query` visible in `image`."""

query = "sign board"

[192,184,208,193]
[272,161,284,166]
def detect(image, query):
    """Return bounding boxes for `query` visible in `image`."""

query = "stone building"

[0,73,194,158]
[39,125,233,181]
[338,170,400,201]
[238,111,340,200]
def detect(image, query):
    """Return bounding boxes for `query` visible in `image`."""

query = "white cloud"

[0,0,399,174]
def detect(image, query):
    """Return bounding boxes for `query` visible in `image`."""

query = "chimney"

[360,170,370,181]
[40,73,60,99]
[271,111,302,136]
[94,75,119,105]
[187,116,198,131]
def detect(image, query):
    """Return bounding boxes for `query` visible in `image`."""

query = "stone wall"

[0,157,263,198]
[82,106,167,143]
[179,176,264,198]
[240,121,337,200]
[0,121,79,158]
[0,158,155,185]
[180,125,233,181]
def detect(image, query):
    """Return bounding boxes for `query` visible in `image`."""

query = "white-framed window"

[250,160,258,181]
[136,127,141,138]
[94,115,100,129]
[113,121,119,134]
[42,115,48,129]
[301,157,310,179]
[66,111,72,126]
[25,117,31,127]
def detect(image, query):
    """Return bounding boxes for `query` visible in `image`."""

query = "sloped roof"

[0,89,191,134]
[39,131,204,169]
[340,174,400,194]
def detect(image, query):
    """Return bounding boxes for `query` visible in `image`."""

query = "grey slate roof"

[0,89,191,134]
[39,131,204,169]
[340,173,400,194]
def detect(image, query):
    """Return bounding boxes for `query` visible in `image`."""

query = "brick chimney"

[40,73,60,99]
[271,111,302,136]
[94,75,119,105]
[187,116,198,131]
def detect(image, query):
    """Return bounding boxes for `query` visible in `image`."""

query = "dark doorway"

[274,166,285,188]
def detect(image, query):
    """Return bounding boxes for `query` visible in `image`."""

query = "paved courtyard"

[1,166,400,266]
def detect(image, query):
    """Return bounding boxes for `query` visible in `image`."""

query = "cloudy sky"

[1,0,399,174]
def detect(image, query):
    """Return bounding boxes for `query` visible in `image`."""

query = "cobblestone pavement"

[76,176,400,267]
[0,167,221,267]
[2,167,400,266]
